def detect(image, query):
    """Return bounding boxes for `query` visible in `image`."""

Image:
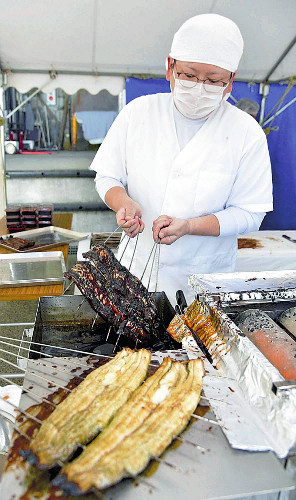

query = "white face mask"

[172,74,227,119]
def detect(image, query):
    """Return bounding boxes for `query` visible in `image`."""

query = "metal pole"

[259,83,270,126]
[0,85,7,218]
[264,35,296,82]
[263,96,296,126]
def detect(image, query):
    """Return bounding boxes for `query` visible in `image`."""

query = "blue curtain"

[125,78,296,230]
[231,81,296,230]
[126,77,170,102]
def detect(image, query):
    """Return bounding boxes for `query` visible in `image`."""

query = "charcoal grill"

[29,293,178,358]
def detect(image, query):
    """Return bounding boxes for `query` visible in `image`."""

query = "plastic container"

[38,221,52,228]
[20,205,37,217]
[23,221,37,229]
[6,216,21,224]
[37,204,53,217]
[22,215,37,222]
[5,205,21,217]
[38,216,53,223]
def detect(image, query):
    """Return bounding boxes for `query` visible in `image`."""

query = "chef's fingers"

[139,219,145,233]
[159,235,176,245]
[128,219,145,238]
[153,215,173,225]
[157,225,177,245]
[158,225,172,240]
[116,207,127,227]
[125,203,142,221]
[152,216,172,241]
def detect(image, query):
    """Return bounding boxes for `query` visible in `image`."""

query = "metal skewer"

[0,342,89,383]
[175,436,207,452]
[146,241,159,292]
[0,335,116,363]
[75,297,86,312]
[0,396,43,426]
[104,223,126,244]
[62,280,73,295]
[0,355,72,394]
[105,325,112,342]
[128,233,139,272]
[190,413,225,428]
[0,374,57,409]
[153,456,183,473]
[140,242,157,281]
[118,234,130,262]
[91,313,99,330]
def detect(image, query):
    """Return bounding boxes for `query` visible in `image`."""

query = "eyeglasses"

[173,60,232,89]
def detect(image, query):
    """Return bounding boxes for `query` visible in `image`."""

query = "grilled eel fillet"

[27,348,151,469]
[83,244,159,321]
[65,262,155,342]
[58,357,205,494]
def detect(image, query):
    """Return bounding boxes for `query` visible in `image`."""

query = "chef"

[90,13,273,306]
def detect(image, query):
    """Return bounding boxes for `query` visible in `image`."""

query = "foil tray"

[187,270,296,458]
[0,251,66,288]
[189,269,296,306]
[0,226,88,253]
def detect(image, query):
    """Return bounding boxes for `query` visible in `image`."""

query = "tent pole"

[259,83,269,126]
[263,96,296,127]
[0,85,7,219]
[264,35,296,83]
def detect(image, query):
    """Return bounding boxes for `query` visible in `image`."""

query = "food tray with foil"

[186,270,296,458]
[0,226,88,253]
[0,251,66,288]
[1,348,294,500]
[189,269,296,306]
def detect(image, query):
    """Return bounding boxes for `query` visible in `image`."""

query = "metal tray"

[0,226,88,252]
[0,251,66,288]
[189,269,296,306]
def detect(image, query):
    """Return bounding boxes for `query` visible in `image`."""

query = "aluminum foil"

[183,297,296,458]
[189,270,296,306]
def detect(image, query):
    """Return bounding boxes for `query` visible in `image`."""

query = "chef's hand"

[116,202,145,238]
[153,215,189,245]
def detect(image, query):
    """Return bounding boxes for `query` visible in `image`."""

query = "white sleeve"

[95,177,125,202]
[90,104,130,202]
[226,133,273,212]
[214,207,266,237]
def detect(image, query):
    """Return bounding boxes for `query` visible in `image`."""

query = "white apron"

[91,93,273,307]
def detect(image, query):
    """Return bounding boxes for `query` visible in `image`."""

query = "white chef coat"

[91,93,273,306]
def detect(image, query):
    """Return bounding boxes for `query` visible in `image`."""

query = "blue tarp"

[125,77,296,230]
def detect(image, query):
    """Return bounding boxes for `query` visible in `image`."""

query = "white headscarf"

[169,13,244,72]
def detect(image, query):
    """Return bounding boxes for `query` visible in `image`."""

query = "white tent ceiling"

[0,0,295,94]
